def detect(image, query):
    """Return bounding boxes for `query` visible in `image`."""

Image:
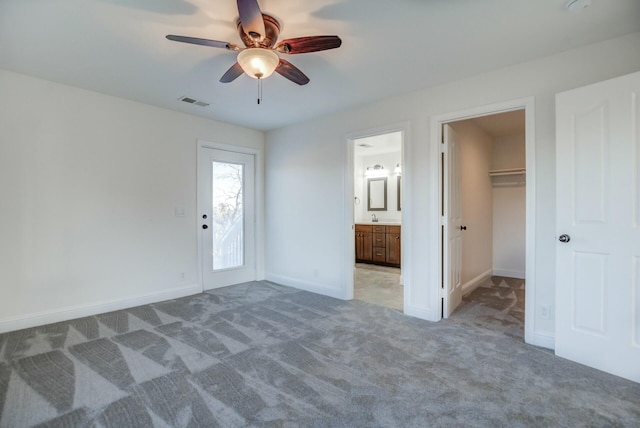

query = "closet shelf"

[488,168,526,177]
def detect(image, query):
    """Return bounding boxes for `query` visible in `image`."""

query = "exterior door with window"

[198,146,256,290]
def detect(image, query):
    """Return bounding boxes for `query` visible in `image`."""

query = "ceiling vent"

[179,96,210,107]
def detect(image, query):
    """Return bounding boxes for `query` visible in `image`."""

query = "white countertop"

[356,222,401,226]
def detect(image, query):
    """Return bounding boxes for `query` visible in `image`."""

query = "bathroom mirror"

[397,176,402,211]
[367,177,387,211]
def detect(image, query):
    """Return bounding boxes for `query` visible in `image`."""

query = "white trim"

[493,268,526,279]
[0,284,201,334]
[530,332,555,350]
[404,303,438,322]
[265,273,348,300]
[344,136,356,300]
[196,139,265,292]
[462,269,493,296]
[430,97,541,346]
[343,122,411,312]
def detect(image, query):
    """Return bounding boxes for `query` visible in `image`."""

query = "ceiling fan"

[166,0,342,86]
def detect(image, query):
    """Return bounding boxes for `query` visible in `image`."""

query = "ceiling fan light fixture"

[237,48,279,79]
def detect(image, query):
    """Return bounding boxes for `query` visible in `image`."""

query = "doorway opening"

[432,97,537,345]
[350,130,404,311]
[447,111,526,338]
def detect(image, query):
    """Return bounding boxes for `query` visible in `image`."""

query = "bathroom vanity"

[355,223,401,267]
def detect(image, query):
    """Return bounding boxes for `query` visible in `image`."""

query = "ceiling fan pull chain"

[257,77,262,105]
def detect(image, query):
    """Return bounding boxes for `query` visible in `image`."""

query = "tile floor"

[353,263,402,311]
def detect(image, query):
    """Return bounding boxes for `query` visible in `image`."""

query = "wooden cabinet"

[386,226,401,266]
[355,225,373,262]
[355,224,401,267]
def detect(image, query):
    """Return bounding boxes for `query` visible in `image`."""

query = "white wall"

[0,69,264,332]
[264,32,640,344]
[492,134,526,278]
[450,121,494,288]
[356,152,402,223]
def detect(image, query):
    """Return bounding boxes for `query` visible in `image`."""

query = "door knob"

[559,234,570,243]
[202,224,208,230]
[460,225,467,231]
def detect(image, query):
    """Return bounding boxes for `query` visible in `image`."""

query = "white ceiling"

[469,110,526,138]
[354,131,402,156]
[1,0,638,131]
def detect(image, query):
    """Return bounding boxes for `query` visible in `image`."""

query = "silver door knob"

[559,234,570,243]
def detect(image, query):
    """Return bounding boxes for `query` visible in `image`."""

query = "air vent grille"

[178,96,210,107]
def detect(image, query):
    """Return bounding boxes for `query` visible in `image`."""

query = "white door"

[443,124,463,317]
[555,71,640,383]
[198,146,256,290]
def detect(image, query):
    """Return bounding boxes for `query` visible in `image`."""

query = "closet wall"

[492,134,526,278]
[452,116,526,290]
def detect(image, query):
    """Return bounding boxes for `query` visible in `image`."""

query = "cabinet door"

[386,233,401,266]
[356,232,373,262]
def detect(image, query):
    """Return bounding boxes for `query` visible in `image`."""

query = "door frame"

[429,97,544,347]
[196,139,264,292]
[343,122,410,305]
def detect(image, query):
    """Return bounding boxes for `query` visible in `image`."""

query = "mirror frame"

[367,177,387,211]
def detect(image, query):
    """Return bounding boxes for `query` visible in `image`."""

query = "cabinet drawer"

[373,247,386,262]
[386,225,401,235]
[373,233,386,247]
[355,224,373,233]
[372,225,386,234]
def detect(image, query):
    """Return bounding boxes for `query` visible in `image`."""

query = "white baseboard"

[404,303,438,322]
[526,331,555,350]
[493,268,525,279]
[462,269,493,296]
[265,273,348,300]
[0,283,202,334]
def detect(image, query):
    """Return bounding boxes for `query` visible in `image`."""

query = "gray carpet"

[457,275,526,341]
[0,281,639,427]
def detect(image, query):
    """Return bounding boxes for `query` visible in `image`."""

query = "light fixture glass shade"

[365,164,387,177]
[237,48,279,79]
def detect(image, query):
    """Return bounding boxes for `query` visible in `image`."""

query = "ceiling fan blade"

[237,0,266,41]
[275,36,342,54]
[166,35,238,51]
[220,62,244,83]
[275,59,310,86]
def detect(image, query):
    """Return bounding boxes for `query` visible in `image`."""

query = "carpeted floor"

[0,281,639,427]
[457,275,525,340]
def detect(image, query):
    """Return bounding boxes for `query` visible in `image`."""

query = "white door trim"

[196,139,264,292]
[429,97,546,348]
[343,122,411,303]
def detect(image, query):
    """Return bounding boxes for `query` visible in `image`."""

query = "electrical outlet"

[313,269,319,278]
[179,272,185,281]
